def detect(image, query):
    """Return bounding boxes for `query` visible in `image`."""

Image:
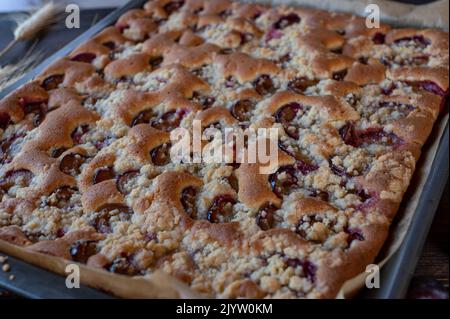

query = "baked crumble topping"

[0,0,448,299]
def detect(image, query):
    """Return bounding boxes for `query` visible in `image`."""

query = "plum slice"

[407,81,448,113]
[150,143,171,166]
[164,1,185,15]
[206,195,236,223]
[278,142,319,175]
[381,83,397,96]
[149,56,164,69]
[394,35,431,48]
[116,170,140,195]
[181,186,198,218]
[253,75,275,96]
[71,125,90,145]
[377,101,415,118]
[70,240,98,263]
[273,13,301,30]
[339,122,360,147]
[287,77,319,94]
[131,109,156,127]
[102,41,116,50]
[309,189,329,202]
[231,99,256,122]
[332,69,348,81]
[372,33,386,45]
[339,123,404,148]
[275,102,302,139]
[42,186,78,209]
[41,74,64,91]
[91,204,133,234]
[0,112,11,130]
[51,147,68,158]
[70,53,97,63]
[407,81,448,97]
[93,167,115,184]
[225,76,238,88]
[295,214,334,241]
[19,97,49,127]
[256,203,277,231]
[286,258,316,283]
[60,153,87,176]
[269,165,298,198]
[345,227,364,246]
[107,255,141,276]
[296,160,319,176]
[152,109,187,132]
[358,127,404,147]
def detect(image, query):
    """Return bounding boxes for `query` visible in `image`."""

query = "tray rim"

[0,0,448,299]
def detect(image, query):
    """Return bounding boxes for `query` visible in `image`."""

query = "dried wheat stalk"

[0,2,61,58]
[0,43,43,91]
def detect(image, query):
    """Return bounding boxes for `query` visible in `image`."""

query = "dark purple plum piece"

[60,153,87,176]
[253,75,275,96]
[116,170,140,194]
[274,102,302,139]
[231,99,256,122]
[181,186,198,218]
[273,13,301,30]
[70,53,97,63]
[286,258,316,283]
[92,204,133,234]
[206,195,236,223]
[269,165,298,198]
[41,74,64,90]
[70,240,98,263]
[93,167,115,184]
[164,1,185,15]
[150,143,171,166]
[256,203,277,231]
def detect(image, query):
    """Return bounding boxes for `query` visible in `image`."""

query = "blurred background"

[0,0,441,12]
[0,0,126,12]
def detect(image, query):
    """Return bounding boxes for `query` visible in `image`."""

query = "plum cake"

[0,0,448,298]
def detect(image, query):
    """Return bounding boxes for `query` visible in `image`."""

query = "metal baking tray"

[0,0,448,299]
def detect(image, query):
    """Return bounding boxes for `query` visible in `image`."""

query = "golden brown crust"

[0,226,32,246]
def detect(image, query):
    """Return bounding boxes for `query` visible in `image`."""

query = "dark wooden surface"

[413,183,449,288]
[0,5,448,299]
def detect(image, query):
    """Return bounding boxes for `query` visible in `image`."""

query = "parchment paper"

[0,0,449,299]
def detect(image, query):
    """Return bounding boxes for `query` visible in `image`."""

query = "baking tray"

[0,0,448,299]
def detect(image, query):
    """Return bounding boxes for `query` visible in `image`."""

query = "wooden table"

[414,183,449,289]
[0,5,448,299]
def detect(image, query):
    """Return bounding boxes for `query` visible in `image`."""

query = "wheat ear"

[0,2,61,58]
